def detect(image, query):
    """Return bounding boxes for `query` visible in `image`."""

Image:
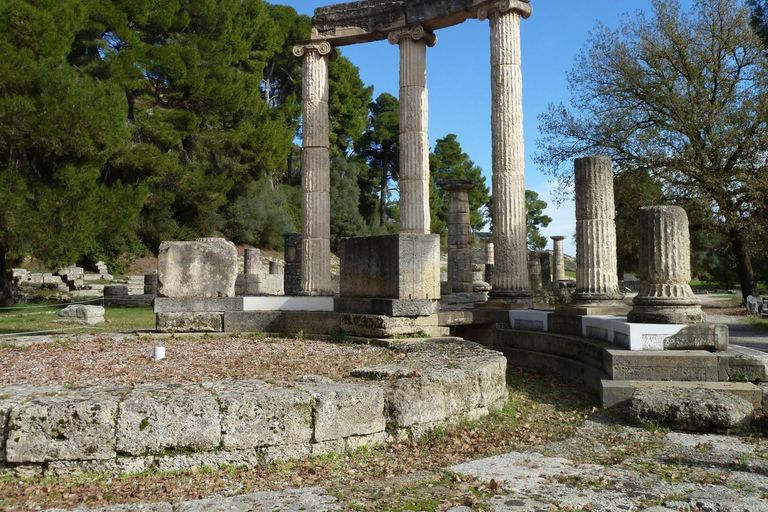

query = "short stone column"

[293,41,334,296]
[389,26,436,235]
[480,0,533,306]
[244,248,261,275]
[571,156,624,304]
[438,179,476,294]
[551,236,567,281]
[540,251,552,287]
[528,251,542,291]
[628,206,705,324]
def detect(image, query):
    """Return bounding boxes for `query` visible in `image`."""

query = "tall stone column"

[551,236,567,281]
[389,26,436,234]
[438,179,476,293]
[293,41,334,296]
[244,248,260,275]
[628,206,705,324]
[540,251,552,287]
[571,156,624,304]
[479,0,533,306]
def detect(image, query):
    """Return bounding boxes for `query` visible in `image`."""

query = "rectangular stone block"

[153,297,244,314]
[547,313,583,337]
[605,349,719,382]
[157,239,238,298]
[156,312,223,333]
[601,380,763,410]
[204,381,312,450]
[117,384,221,456]
[718,346,768,382]
[334,298,439,317]
[296,383,385,442]
[6,391,122,463]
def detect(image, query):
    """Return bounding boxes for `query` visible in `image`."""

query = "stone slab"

[295,382,385,442]
[605,349,719,382]
[203,381,312,450]
[600,380,763,410]
[718,345,768,382]
[555,304,630,316]
[242,296,335,312]
[157,239,238,298]
[437,308,510,327]
[155,312,223,333]
[116,384,221,456]
[508,310,550,332]
[223,311,341,335]
[153,298,244,313]
[334,298,439,317]
[547,313,583,336]
[339,313,447,338]
[174,487,339,512]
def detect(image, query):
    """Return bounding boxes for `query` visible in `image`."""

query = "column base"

[627,305,707,325]
[483,290,533,309]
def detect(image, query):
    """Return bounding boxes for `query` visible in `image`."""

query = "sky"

[276,0,695,256]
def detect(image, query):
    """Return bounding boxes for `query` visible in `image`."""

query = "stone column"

[571,156,624,304]
[438,179,476,293]
[540,251,552,287]
[551,236,567,281]
[244,248,260,275]
[479,0,533,306]
[293,41,334,296]
[528,251,542,291]
[485,240,495,265]
[389,26,436,234]
[628,206,705,324]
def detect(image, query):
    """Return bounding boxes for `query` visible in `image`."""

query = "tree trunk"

[728,227,759,299]
[0,243,20,307]
[379,163,388,227]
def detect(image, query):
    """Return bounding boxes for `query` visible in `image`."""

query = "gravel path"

[698,294,768,352]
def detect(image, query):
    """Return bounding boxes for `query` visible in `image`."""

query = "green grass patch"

[0,305,155,335]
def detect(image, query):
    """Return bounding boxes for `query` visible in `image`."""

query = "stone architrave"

[480,0,533,306]
[293,41,334,296]
[389,25,436,235]
[438,179,476,294]
[628,206,706,324]
[551,236,567,282]
[571,156,624,305]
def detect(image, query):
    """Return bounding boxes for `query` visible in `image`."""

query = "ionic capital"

[477,0,532,22]
[387,25,437,47]
[292,40,334,58]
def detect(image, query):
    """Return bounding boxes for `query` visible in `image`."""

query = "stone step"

[605,349,719,382]
[600,379,763,412]
[495,327,607,370]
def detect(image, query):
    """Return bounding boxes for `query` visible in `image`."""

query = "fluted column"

[628,206,705,324]
[244,248,260,275]
[438,179,476,293]
[571,156,624,303]
[480,0,533,305]
[551,236,567,281]
[528,251,542,291]
[389,26,436,234]
[293,41,334,296]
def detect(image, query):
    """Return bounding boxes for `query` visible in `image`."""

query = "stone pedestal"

[389,26,435,235]
[628,206,706,324]
[551,236,567,282]
[480,0,533,307]
[294,41,334,296]
[438,179,476,294]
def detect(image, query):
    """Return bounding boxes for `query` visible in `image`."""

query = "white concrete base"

[508,310,690,351]
[242,296,335,312]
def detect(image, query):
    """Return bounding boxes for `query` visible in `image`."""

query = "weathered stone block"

[334,298,439,317]
[606,349,719,382]
[663,323,729,351]
[153,298,244,314]
[58,305,105,325]
[629,388,753,433]
[204,381,313,450]
[6,391,122,463]
[157,239,238,298]
[601,380,762,410]
[339,234,440,301]
[116,384,221,456]
[296,383,385,442]
[156,312,223,333]
[718,346,768,382]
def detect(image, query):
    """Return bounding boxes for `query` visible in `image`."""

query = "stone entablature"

[0,339,506,478]
[311,0,531,46]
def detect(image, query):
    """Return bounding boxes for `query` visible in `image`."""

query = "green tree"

[525,190,552,251]
[429,134,490,238]
[330,156,370,251]
[536,0,768,299]
[328,54,373,156]
[357,93,400,228]
[0,0,144,303]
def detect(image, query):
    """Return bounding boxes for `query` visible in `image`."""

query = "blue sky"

[277,0,694,255]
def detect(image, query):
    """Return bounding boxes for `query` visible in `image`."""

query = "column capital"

[478,0,532,22]
[387,25,437,47]
[293,40,335,59]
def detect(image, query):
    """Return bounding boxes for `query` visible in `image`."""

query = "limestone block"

[175,488,339,512]
[6,391,122,463]
[153,298,244,313]
[103,285,129,297]
[629,388,753,433]
[157,239,238,298]
[719,346,768,382]
[204,381,312,450]
[58,305,105,325]
[606,350,719,382]
[663,323,729,352]
[383,370,478,427]
[155,312,223,333]
[339,234,440,300]
[296,382,385,442]
[116,384,221,456]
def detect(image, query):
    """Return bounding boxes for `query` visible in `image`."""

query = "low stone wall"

[0,338,506,477]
